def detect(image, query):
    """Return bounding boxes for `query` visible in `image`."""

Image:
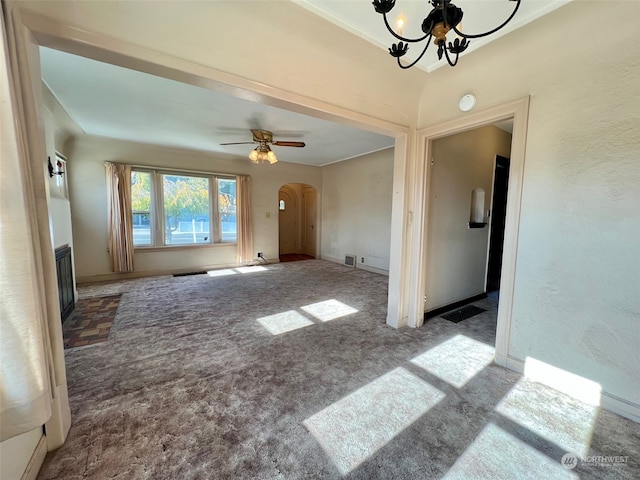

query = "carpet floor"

[39,260,639,479]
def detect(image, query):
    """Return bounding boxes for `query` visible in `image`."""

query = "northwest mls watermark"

[561,453,630,470]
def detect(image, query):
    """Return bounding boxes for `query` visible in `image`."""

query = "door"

[302,186,316,257]
[486,155,510,292]
[278,186,298,255]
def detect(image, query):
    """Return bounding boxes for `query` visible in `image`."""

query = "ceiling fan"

[220,129,305,164]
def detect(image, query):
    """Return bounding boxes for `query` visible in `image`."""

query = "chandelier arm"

[383,12,431,43]
[397,36,433,69]
[452,0,522,39]
[442,45,460,67]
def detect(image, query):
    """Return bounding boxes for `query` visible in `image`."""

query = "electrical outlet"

[258,252,263,258]
[361,257,365,263]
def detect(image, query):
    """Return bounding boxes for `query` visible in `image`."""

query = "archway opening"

[278,183,317,262]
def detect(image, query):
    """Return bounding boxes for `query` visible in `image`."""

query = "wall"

[419,1,640,412]
[18,0,425,129]
[426,126,512,310]
[66,134,322,281]
[321,148,394,274]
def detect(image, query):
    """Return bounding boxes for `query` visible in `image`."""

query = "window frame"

[131,167,237,249]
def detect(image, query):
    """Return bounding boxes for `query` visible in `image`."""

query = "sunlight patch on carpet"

[443,423,578,480]
[257,310,314,335]
[207,269,237,277]
[303,367,444,475]
[495,377,598,456]
[301,299,358,322]
[236,266,267,274]
[523,357,602,406]
[410,334,495,388]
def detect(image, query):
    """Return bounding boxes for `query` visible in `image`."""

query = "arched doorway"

[278,184,317,259]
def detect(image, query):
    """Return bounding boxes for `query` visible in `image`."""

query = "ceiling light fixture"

[373,0,521,69]
[249,143,278,165]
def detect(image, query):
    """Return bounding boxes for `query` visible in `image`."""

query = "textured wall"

[321,148,394,273]
[419,1,640,407]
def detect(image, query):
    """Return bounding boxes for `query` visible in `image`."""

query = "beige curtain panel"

[105,162,135,272]
[236,175,254,265]
[1,7,52,441]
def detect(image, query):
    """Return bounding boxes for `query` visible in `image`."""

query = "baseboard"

[357,263,389,276]
[600,392,640,423]
[22,434,47,480]
[321,255,389,275]
[77,262,246,283]
[424,293,488,320]
[499,354,640,423]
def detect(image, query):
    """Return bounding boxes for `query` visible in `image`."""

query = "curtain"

[105,162,135,272]
[0,5,52,441]
[236,175,254,265]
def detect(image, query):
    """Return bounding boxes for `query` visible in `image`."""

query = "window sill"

[134,243,236,253]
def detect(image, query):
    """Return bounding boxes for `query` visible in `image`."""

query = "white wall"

[419,1,640,411]
[0,428,43,480]
[321,148,394,273]
[66,135,322,281]
[426,126,512,310]
[18,0,424,129]
[41,85,79,308]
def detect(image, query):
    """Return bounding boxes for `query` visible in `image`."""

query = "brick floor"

[62,294,121,349]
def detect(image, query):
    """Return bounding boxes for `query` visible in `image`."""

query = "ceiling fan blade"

[220,142,256,145]
[273,141,306,147]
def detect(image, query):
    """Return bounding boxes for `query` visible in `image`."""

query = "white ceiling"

[295,0,570,72]
[39,2,559,165]
[39,47,394,167]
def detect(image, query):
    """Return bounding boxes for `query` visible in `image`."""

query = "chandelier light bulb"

[395,12,406,35]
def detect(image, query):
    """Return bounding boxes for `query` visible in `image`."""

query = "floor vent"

[344,254,356,268]
[441,305,486,323]
[173,271,207,277]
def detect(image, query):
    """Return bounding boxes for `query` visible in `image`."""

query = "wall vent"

[344,254,356,268]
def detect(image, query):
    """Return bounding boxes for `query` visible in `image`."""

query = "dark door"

[486,155,510,292]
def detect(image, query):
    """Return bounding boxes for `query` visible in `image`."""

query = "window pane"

[131,171,152,246]
[163,174,211,245]
[218,178,237,243]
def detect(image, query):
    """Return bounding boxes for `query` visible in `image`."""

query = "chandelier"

[248,142,278,164]
[373,0,522,68]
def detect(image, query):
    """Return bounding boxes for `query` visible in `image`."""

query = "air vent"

[344,254,356,268]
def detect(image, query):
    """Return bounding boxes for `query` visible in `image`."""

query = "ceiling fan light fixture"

[249,144,278,165]
[372,0,522,69]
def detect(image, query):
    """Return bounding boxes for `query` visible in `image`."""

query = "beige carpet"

[39,260,639,479]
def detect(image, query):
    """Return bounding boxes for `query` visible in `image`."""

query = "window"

[132,171,152,246]
[131,169,236,247]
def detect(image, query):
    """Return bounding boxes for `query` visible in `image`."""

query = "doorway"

[278,183,317,260]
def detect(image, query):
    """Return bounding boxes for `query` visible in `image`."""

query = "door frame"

[409,97,530,369]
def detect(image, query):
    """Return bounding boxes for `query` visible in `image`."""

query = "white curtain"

[105,162,135,272]
[0,5,52,441]
[236,175,254,265]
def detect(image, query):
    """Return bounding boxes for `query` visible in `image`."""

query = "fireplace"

[55,244,75,322]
